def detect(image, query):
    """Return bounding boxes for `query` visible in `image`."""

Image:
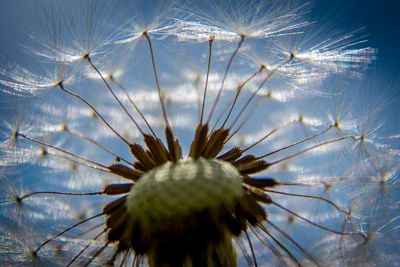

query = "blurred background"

[1,0,399,67]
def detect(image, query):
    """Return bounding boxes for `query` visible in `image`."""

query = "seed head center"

[126,158,243,223]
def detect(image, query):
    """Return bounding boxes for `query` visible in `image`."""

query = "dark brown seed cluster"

[102,124,275,266]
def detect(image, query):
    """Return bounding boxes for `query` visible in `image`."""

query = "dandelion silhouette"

[0,0,399,266]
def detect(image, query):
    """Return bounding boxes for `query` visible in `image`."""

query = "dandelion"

[0,0,399,266]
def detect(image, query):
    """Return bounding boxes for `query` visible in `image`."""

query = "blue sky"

[1,0,399,67]
[2,0,396,119]
[311,0,400,67]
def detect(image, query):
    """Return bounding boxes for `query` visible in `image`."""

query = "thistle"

[0,0,399,266]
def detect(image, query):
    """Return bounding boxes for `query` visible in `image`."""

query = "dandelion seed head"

[173,0,311,42]
[0,0,399,266]
[0,61,68,96]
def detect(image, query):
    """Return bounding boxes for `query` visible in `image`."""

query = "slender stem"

[86,56,145,136]
[68,128,131,165]
[209,67,263,134]
[200,38,214,124]
[17,132,109,171]
[268,136,353,165]
[265,189,349,215]
[50,152,111,174]
[271,200,363,237]
[227,58,292,131]
[220,66,264,129]
[235,237,253,266]
[20,191,103,200]
[224,98,261,144]
[207,35,245,124]
[110,77,157,138]
[34,212,104,253]
[194,74,202,120]
[143,32,170,129]
[248,225,286,266]
[66,229,107,267]
[245,230,258,267]
[242,121,293,153]
[259,125,333,158]
[83,242,110,267]
[266,220,321,267]
[72,221,106,239]
[58,83,131,146]
[119,249,130,267]
[257,223,301,266]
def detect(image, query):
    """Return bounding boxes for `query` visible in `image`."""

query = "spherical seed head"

[126,158,243,224]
